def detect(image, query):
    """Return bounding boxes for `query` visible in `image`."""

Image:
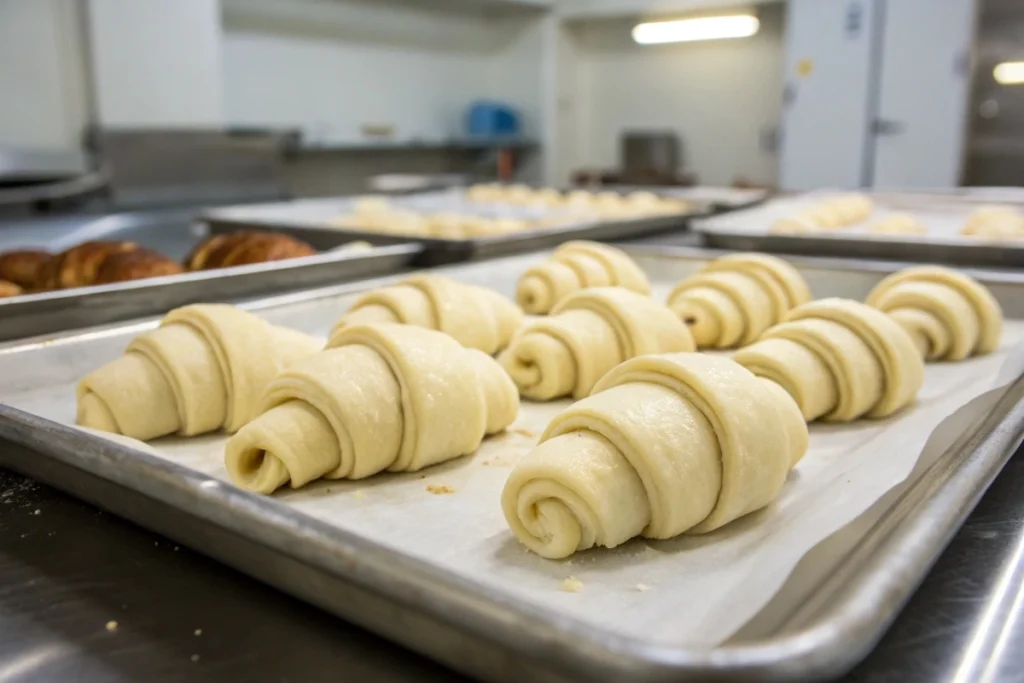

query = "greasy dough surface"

[499,287,695,400]
[76,304,321,440]
[866,266,1003,361]
[734,298,924,422]
[501,353,807,559]
[331,274,522,355]
[667,252,811,349]
[225,323,519,494]
[515,241,651,315]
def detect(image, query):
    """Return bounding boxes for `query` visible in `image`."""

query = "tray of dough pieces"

[202,192,711,266]
[2,245,1024,682]
[0,239,422,344]
[697,190,1024,268]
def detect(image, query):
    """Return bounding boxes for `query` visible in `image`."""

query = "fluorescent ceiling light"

[994,61,1024,85]
[632,15,760,45]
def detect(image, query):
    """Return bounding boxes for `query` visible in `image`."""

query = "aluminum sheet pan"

[1,247,1024,682]
[697,191,1024,268]
[0,242,420,343]
[203,195,711,266]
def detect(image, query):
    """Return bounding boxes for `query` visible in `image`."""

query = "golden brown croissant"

[0,279,23,298]
[38,241,139,290]
[94,249,185,285]
[186,232,316,271]
[0,249,52,289]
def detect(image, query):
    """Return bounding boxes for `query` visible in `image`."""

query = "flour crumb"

[513,427,536,438]
[353,490,365,499]
[33,509,41,515]
[190,654,200,663]
[427,484,455,495]
[561,577,584,593]
[636,583,651,592]
[105,620,118,632]
[194,629,202,636]
[173,546,179,552]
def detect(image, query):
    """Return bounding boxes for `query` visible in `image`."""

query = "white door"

[779,0,880,190]
[870,0,976,189]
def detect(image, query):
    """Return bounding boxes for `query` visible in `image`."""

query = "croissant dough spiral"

[515,241,651,315]
[76,304,321,441]
[501,354,808,559]
[499,287,695,400]
[225,323,519,493]
[332,275,522,355]
[667,253,812,349]
[734,298,924,422]
[865,266,1002,361]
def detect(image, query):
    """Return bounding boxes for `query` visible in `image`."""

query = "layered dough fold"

[76,304,321,441]
[667,253,812,349]
[733,298,924,422]
[865,266,1003,361]
[501,354,808,559]
[515,241,651,315]
[225,323,519,494]
[331,274,522,354]
[498,287,695,400]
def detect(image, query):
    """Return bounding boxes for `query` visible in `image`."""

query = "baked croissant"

[0,280,23,298]
[225,323,519,494]
[733,298,924,422]
[502,353,808,559]
[185,231,316,271]
[76,304,321,441]
[94,249,185,285]
[499,287,695,400]
[515,241,651,315]
[865,266,1002,361]
[667,253,812,349]
[38,241,139,290]
[0,249,52,289]
[331,275,523,355]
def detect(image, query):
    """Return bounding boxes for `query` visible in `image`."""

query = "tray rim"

[2,246,1024,681]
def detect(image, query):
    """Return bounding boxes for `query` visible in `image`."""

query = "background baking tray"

[0,242,419,344]
[203,195,713,266]
[1,247,1023,682]
[696,191,1024,268]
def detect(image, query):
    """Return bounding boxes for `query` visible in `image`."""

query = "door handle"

[873,119,906,136]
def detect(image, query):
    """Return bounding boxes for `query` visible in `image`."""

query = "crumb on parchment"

[194,629,202,636]
[190,654,200,663]
[353,490,365,499]
[636,583,651,592]
[426,484,455,495]
[561,577,583,593]
[105,621,118,632]
[513,427,536,438]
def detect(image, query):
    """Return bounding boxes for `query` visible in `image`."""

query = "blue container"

[465,101,520,138]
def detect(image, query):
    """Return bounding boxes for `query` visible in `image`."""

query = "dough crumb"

[194,629,202,636]
[636,583,651,592]
[174,546,179,552]
[353,490,365,499]
[561,577,584,593]
[190,654,200,663]
[418,474,427,479]
[513,427,536,438]
[105,620,118,632]
[427,484,455,495]
[33,509,41,515]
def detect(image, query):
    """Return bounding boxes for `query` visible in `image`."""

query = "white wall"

[221,0,547,147]
[563,2,785,186]
[0,0,89,150]
[87,0,224,127]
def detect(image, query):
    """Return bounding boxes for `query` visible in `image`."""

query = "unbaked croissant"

[331,275,522,355]
[225,322,519,493]
[38,241,139,290]
[667,253,812,349]
[865,266,1002,361]
[499,287,695,400]
[185,231,316,271]
[94,249,185,284]
[733,298,924,422]
[0,249,52,289]
[515,241,651,315]
[76,304,321,441]
[502,353,808,559]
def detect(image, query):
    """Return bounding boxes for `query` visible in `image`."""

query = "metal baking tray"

[1,246,1024,682]
[697,191,1024,268]
[203,195,712,266]
[0,241,420,343]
